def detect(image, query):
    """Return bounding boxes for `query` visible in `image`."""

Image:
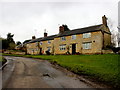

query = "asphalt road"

[2,56,101,88]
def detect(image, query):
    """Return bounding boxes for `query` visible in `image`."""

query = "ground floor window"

[47,47,51,51]
[82,42,91,49]
[59,44,66,50]
[35,48,39,51]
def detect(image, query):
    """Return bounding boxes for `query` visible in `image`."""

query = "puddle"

[43,73,51,77]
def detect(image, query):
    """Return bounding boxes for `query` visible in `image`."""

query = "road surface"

[2,56,101,88]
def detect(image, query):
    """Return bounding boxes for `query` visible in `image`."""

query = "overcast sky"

[118,1,120,46]
[0,0,119,42]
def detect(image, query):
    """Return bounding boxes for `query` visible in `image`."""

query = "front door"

[39,48,42,55]
[72,44,76,54]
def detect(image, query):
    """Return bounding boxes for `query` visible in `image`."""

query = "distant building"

[26,15,111,55]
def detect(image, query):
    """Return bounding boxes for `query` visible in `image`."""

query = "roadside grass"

[2,53,120,87]
[0,56,2,61]
[0,55,7,66]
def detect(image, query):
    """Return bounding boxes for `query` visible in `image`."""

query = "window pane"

[83,34,85,38]
[82,43,91,49]
[40,42,42,45]
[59,45,66,50]
[83,33,91,38]
[72,35,76,39]
[47,47,51,51]
[48,40,51,44]
[61,37,66,41]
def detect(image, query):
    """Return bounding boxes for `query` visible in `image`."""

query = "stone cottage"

[26,15,111,55]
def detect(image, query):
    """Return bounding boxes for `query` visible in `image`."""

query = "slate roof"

[26,24,104,44]
[57,24,103,37]
[27,35,57,44]
[28,38,43,43]
[41,35,57,41]
[23,39,32,44]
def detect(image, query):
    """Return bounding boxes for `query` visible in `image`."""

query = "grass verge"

[2,53,120,88]
[0,56,7,67]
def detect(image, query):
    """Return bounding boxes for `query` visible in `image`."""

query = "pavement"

[1,56,106,89]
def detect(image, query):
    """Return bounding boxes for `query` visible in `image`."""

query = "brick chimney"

[59,26,64,33]
[102,15,107,27]
[32,36,36,39]
[44,32,47,37]
[44,29,47,37]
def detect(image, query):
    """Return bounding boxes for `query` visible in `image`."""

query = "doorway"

[39,48,42,55]
[72,44,76,54]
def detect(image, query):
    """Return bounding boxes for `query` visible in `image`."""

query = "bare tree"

[107,18,117,47]
[111,33,117,47]
[118,27,120,47]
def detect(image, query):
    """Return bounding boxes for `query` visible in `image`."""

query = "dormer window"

[61,37,66,41]
[48,40,51,44]
[83,33,91,38]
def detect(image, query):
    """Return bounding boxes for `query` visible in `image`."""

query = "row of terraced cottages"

[26,15,111,55]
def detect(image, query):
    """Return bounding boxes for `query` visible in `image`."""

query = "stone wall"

[4,50,25,55]
[54,31,103,54]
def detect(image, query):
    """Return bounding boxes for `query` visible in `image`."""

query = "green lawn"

[2,53,120,87]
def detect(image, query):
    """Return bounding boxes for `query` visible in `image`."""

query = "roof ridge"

[71,24,103,31]
[26,24,103,44]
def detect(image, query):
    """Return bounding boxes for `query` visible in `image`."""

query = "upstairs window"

[59,44,66,50]
[83,33,91,38]
[82,42,91,49]
[48,40,51,44]
[71,35,76,40]
[61,37,66,41]
[40,41,42,45]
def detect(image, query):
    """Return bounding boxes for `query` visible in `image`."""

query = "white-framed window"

[36,48,39,51]
[47,47,51,51]
[40,41,42,45]
[48,40,51,44]
[36,42,38,46]
[82,42,92,49]
[59,44,66,50]
[61,37,66,41]
[83,33,91,38]
[34,48,38,51]
[71,35,76,40]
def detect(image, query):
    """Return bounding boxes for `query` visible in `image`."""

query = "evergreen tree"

[62,24,70,31]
